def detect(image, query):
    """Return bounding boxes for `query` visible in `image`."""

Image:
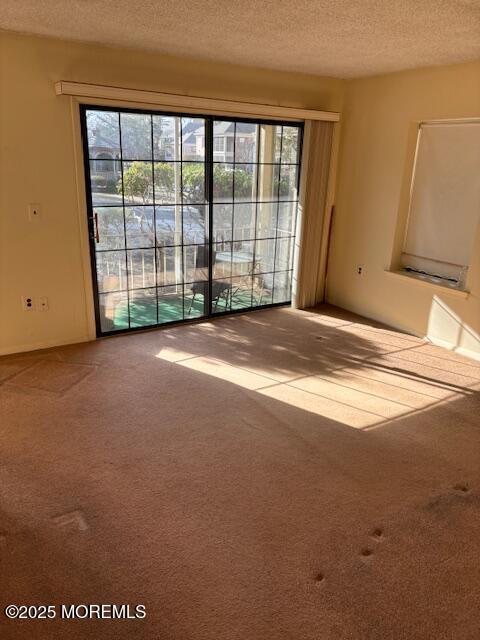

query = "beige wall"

[0,31,344,355]
[329,60,480,360]
[2,31,479,361]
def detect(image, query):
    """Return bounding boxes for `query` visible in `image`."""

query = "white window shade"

[401,122,480,286]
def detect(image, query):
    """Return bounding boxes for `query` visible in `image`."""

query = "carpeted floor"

[0,305,479,639]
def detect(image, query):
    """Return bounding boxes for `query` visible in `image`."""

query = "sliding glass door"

[81,106,302,335]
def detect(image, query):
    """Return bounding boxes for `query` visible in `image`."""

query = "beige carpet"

[0,305,479,639]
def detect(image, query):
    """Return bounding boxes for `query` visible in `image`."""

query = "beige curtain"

[292,120,334,309]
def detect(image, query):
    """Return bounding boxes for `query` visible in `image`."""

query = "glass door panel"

[84,108,208,333]
[211,121,301,315]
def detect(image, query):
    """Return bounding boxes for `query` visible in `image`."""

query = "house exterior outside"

[89,119,258,172]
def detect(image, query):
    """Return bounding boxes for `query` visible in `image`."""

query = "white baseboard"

[326,298,480,363]
[0,335,92,357]
[426,335,480,362]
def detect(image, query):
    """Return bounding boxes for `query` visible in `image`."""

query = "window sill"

[384,270,470,299]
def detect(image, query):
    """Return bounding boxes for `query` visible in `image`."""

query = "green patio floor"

[107,290,257,331]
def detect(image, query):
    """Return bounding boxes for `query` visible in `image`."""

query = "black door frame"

[80,104,304,337]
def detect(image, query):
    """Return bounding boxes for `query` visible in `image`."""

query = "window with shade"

[401,121,480,290]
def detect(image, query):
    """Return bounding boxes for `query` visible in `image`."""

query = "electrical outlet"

[356,264,365,276]
[38,296,49,311]
[28,203,41,221]
[22,296,34,311]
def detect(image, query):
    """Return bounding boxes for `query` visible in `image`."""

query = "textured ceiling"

[1,0,480,78]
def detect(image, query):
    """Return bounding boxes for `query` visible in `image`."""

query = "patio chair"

[187,245,231,313]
